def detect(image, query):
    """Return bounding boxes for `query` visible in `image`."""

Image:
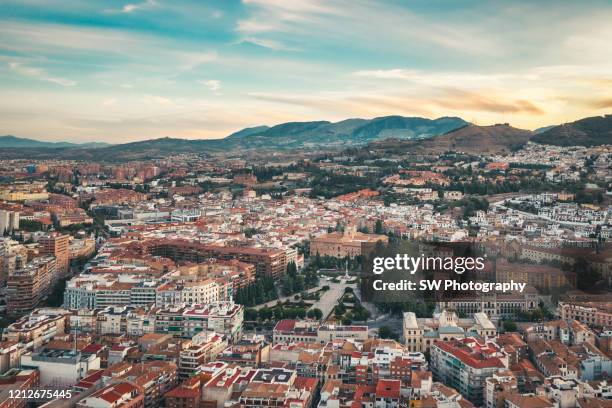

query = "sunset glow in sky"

[1,0,611,143]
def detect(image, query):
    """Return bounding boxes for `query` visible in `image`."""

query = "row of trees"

[281,261,319,296]
[233,276,278,307]
[245,306,323,322]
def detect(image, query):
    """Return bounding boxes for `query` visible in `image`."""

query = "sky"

[1,0,611,143]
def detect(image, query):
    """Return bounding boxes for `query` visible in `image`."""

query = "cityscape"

[1,1,611,408]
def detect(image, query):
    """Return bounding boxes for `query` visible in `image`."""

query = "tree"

[378,325,399,340]
[334,304,346,317]
[375,219,384,234]
[503,320,517,332]
[258,307,273,321]
[286,261,297,277]
[244,308,258,321]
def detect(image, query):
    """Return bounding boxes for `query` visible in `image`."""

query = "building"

[154,302,244,341]
[2,308,69,350]
[437,290,540,321]
[202,365,256,408]
[102,361,178,408]
[0,209,19,234]
[310,226,388,258]
[164,376,200,408]
[484,370,518,408]
[430,337,507,406]
[273,320,368,345]
[39,233,70,277]
[217,336,269,367]
[20,347,101,386]
[0,369,40,408]
[146,239,287,280]
[234,173,257,186]
[403,310,497,352]
[178,333,227,379]
[559,302,612,328]
[76,382,144,408]
[6,257,57,315]
[239,368,315,408]
[495,259,576,291]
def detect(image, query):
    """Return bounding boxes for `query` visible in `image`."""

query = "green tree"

[375,219,384,234]
[503,320,517,332]
[378,325,399,340]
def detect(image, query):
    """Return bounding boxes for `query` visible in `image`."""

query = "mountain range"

[0,114,610,160]
[0,135,110,149]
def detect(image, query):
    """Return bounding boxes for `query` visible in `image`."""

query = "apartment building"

[154,302,244,341]
[2,308,69,350]
[39,233,70,277]
[559,302,612,328]
[178,333,227,379]
[102,361,177,408]
[430,337,508,406]
[6,256,56,315]
[146,239,287,279]
[0,209,19,234]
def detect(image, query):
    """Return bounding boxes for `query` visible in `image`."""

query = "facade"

[6,257,57,315]
[2,308,69,350]
[20,348,101,386]
[559,302,612,328]
[310,226,388,258]
[430,337,507,406]
[403,310,497,352]
[146,239,287,280]
[273,320,368,345]
[0,209,19,234]
[437,290,540,321]
[39,233,70,277]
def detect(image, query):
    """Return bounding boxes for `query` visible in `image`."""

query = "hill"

[531,114,612,146]
[220,116,468,149]
[369,123,533,155]
[0,135,110,149]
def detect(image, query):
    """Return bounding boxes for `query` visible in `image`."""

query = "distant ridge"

[531,114,612,146]
[1,113,609,161]
[369,123,533,155]
[5,115,463,160]
[0,135,110,149]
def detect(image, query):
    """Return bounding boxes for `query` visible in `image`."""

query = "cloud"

[8,62,76,86]
[142,94,173,106]
[102,98,117,107]
[236,0,499,56]
[434,89,545,115]
[590,98,612,109]
[239,37,294,51]
[107,0,156,14]
[199,79,221,92]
